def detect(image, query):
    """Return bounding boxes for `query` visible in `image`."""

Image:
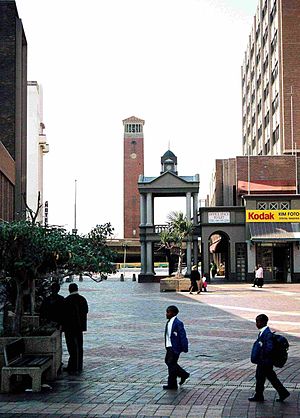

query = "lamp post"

[72,179,78,235]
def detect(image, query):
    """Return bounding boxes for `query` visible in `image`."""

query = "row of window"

[257,201,289,210]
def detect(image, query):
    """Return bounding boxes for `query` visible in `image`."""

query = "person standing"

[62,283,89,375]
[163,305,189,390]
[40,282,65,327]
[189,265,201,294]
[253,264,264,288]
[248,314,290,402]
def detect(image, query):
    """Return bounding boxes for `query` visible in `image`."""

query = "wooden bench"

[1,338,52,393]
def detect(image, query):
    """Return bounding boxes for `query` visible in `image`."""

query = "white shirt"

[165,316,176,347]
[255,267,264,278]
[259,325,268,336]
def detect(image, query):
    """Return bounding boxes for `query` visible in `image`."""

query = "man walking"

[248,313,290,402]
[40,282,65,328]
[163,305,189,390]
[62,283,89,375]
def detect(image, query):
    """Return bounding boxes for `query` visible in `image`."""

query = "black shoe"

[248,395,264,402]
[163,385,178,390]
[252,285,255,287]
[179,373,190,386]
[276,391,290,402]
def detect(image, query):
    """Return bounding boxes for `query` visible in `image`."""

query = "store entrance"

[256,243,291,282]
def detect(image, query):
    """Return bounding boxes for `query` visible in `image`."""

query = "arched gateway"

[138,150,200,283]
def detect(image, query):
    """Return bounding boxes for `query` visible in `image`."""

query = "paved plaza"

[1,275,300,417]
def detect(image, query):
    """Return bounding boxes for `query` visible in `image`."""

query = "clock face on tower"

[166,164,172,170]
[130,153,137,159]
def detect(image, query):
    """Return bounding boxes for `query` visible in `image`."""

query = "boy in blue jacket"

[249,313,290,402]
[163,305,189,390]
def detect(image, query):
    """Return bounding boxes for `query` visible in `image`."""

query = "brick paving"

[1,276,300,417]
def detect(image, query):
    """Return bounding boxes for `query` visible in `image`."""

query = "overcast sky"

[15,0,257,237]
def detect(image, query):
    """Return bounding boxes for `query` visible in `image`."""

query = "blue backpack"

[272,333,289,368]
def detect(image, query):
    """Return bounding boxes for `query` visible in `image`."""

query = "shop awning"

[249,222,300,242]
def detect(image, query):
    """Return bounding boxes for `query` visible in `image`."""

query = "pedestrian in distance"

[189,265,201,294]
[40,282,65,328]
[248,313,290,403]
[62,283,89,376]
[163,305,189,390]
[253,264,264,288]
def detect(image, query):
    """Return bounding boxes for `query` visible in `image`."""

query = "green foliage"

[0,220,116,334]
[159,211,193,274]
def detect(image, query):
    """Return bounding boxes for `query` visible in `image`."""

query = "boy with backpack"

[249,313,290,403]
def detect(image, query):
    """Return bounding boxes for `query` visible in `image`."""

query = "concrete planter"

[160,277,190,292]
[0,329,62,381]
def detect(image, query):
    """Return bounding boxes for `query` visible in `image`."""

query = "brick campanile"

[123,116,145,239]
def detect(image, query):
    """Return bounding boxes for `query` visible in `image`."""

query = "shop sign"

[246,210,300,222]
[208,211,230,223]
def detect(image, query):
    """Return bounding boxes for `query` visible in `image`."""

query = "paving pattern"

[1,276,300,417]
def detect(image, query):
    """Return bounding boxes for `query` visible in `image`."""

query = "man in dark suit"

[163,305,189,390]
[249,313,290,402]
[62,283,88,375]
[40,282,65,328]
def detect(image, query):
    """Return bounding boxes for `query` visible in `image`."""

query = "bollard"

[132,273,136,282]
[120,273,124,281]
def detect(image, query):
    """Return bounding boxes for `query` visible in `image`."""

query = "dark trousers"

[189,280,198,292]
[65,331,83,372]
[255,364,288,398]
[165,347,188,388]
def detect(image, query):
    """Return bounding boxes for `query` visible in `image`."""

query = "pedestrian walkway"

[0,279,299,417]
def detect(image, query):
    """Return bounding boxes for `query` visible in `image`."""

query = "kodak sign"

[246,210,300,222]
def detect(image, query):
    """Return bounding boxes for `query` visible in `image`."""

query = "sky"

[15,0,257,237]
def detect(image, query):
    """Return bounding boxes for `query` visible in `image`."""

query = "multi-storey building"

[27,81,49,223]
[0,0,27,221]
[241,0,300,157]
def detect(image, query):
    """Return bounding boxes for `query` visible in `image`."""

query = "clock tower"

[123,116,145,239]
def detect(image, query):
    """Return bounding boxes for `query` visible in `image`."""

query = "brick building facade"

[0,0,27,221]
[123,116,144,239]
[210,155,298,206]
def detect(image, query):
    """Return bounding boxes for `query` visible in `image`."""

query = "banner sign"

[246,210,300,222]
[208,211,230,223]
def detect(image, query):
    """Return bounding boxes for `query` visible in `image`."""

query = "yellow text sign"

[246,210,300,222]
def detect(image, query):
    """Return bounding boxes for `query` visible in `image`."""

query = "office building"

[241,0,300,157]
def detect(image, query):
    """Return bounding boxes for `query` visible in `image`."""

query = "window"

[280,202,289,210]
[263,56,269,74]
[257,202,267,209]
[257,74,262,89]
[270,202,278,210]
[264,139,270,154]
[270,0,277,24]
[263,83,269,101]
[258,125,262,139]
[272,94,279,114]
[257,100,262,113]
[264,111,270,126]
[271,62,278,84]
[271,31,277,54]
[273,125,279,143]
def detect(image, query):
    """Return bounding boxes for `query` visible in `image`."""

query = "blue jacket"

[251,326,273,366]
[169,317,189,354]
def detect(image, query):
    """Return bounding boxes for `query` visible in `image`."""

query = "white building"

[27,81,49,223]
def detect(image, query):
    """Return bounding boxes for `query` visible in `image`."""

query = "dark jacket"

[169,317,189,355]
[62,293,88,334]
[190,270,200,283]
[40,293,65,326]
[251,326,273,366]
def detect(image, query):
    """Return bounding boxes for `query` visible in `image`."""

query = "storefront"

[244,195,300,283]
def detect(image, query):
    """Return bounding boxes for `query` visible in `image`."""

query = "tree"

[0,221,116,335]
[159,211,193,276]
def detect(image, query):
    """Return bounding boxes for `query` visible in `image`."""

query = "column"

[186,240,192,276]
[186,192,191,221]
[146,192,153,226]
[140,194,146,225]
[193,193,198,224]
[140,242,146,274]
[146,241,153,275]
